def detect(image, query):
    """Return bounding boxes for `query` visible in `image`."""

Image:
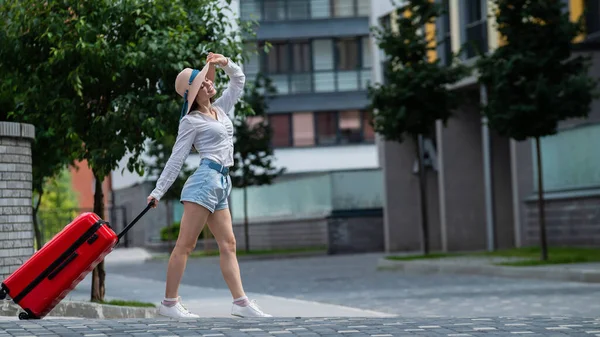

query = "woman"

[147,52,271,318]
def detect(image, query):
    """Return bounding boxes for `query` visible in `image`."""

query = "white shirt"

[150,59,245,201]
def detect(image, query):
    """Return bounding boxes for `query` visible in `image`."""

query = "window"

[240,0,261,20]
[362,111,375,142]
[462,0,488,59]
[268,114,292,147]
[338,110,362,144]
[268,110,374,148]
[291,41,312,93]
[287,0,310,20]
[357,0,370,17]
[587,0,600,37]
[437,0,452,66]
[333,0,354,17]
[315,112,338,145]
[310,0,331,18]
[247,36,372,95]
[292,112,315,146]
[264,0,285,21]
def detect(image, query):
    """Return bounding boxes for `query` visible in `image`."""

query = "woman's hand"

[206,52,228,67]
[147,196,158,208]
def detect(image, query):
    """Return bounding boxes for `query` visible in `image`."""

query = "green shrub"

[160,222,212,241]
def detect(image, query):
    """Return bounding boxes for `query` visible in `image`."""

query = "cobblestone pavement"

[2,316,600,336]
[106,253,600,318]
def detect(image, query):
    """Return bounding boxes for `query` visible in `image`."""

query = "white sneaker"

[158,296,199,318]
[231,299,272,317]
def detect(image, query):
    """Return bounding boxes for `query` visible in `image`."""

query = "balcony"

[266,69,372,95]
[240,0,370,22]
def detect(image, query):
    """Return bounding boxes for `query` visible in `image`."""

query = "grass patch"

[152,246,327,260]
[385,252,460,261]
[96,299,155,308]
[386,246,600,266]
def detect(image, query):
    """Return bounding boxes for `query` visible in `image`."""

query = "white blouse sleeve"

[213,59,246,117]
[149,118,196,201]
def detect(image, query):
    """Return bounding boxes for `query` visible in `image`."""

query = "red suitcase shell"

[1,212,117,319]
[0,201,153,319]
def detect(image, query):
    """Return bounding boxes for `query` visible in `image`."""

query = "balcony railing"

[240,0,370,22]
[251,68,372,95]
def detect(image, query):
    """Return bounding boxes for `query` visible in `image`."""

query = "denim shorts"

[180,158,232,213]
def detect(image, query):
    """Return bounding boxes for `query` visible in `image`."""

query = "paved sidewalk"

[65,273,395,318]
[378,255,600,283]
[0,316,599,336]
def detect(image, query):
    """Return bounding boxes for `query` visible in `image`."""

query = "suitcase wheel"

[0,289,5,300]
[18,312,29,320]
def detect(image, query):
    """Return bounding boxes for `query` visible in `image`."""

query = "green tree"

[36,169,80,246]
[231,72,284,252]
[368,0,469,254]
[0,16,79,250]
[1,0,254,302]
[476,0,599,260]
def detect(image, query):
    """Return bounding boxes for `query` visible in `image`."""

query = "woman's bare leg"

[165,201,210,299]
[207,209,245,299]
[207,208,271,317]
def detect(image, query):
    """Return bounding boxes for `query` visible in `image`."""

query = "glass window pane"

[288,0,310,20]
[360,69,371,89]
[310,0,330,18]
[316,112,337,145]
[361,36,371,68]
[290,73,312,93]
[363,111,375,141]
[336,38,359,70]
[270,74,289,94]
[240,0,262,20]
[269,114,292,147]
[265,43,289,74]
[264,0,285,21]
[292,112,315,146]
[337,71,358,91]
[333,0,354,17]
[339,110,362,144]
[314,72,335,92]
[292,42,311,72]
[467,0,482,23]
[312,39,333,70]
[357,0,370,16]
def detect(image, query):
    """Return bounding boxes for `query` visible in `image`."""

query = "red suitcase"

[0,201,154,320]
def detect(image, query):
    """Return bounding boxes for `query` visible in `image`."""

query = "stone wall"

[524,193,600,247]
[0,122,35,281]
[327,208,384,254]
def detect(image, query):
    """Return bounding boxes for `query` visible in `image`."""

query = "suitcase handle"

[117,199,155,241]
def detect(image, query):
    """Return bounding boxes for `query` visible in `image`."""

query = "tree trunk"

[32,190,44,249]
[535,136,548,261]
[90,172,106,302]
[243,185,249,253]
[416,134,429,255]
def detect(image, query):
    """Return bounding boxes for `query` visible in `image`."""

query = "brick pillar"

[0,121,35,281]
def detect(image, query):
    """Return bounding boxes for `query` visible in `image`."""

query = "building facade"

[372,0,600,253]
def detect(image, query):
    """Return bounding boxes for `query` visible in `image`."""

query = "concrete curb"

[0,300,157,319]
[377,258,600,284]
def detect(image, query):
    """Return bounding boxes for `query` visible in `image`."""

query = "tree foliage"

[368,0,469,142]
[0,0,254,301]
[477,0,599,260]
[477,0,598,140]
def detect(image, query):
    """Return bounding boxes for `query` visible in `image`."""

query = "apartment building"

[372,0,600,253]
[239,0,377,174]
